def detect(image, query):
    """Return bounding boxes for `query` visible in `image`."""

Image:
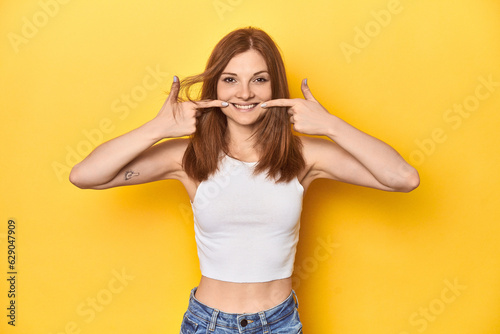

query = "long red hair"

[180,27,304,182]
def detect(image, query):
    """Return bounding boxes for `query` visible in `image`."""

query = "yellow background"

[1,0,500,333]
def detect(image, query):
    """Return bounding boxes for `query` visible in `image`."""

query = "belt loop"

[291,290,299,309]
[258,311,270,334]
[208,308,219,331]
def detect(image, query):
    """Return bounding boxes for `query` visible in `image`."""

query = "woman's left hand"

[261,79,333,136]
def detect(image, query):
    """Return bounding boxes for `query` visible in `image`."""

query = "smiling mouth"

[230,102,259,110]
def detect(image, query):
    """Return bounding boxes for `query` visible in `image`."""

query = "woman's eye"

[223,77,236,83]
[255,77,268,83]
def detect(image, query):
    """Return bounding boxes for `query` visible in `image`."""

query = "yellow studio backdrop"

[1,0,499,333]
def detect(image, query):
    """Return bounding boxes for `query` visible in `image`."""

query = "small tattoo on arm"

[124,170,140,181]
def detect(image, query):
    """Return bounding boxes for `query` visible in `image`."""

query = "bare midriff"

[194,275,293,313]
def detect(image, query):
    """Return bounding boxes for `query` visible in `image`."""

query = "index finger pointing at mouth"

[195,100,230,108]
[260,99,295,108]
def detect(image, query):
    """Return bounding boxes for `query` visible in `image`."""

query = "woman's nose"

[236,84,254,100]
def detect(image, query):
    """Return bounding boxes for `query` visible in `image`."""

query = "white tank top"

[190,154,304,283]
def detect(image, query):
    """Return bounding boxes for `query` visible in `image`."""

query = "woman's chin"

[226,115,262,128]
[223,110,265,127]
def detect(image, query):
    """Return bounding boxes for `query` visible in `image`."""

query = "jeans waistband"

[186,286,299,332]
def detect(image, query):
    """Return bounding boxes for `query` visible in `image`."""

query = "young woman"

[70,27,419,333]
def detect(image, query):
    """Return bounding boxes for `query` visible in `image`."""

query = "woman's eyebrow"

[221,70,269,76]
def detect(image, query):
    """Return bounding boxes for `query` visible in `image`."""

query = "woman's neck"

[225,124,260,161]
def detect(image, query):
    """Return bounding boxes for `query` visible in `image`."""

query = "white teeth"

[233,103,257,110]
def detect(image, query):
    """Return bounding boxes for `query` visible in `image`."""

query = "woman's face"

[217,49,272,128]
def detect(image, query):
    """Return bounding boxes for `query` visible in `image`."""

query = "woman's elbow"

[69,166,93,189]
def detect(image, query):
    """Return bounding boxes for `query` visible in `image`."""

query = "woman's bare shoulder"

[296,135,327,186]
[296,135,346,185]
[298,135,332,161]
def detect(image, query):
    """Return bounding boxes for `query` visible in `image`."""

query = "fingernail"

[304,78,308,85]
[260,103,267,108]
[221,101,229,106]
[173,75,178,83]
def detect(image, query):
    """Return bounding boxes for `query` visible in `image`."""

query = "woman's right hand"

[153,76,229,138]
[69,76,228,189]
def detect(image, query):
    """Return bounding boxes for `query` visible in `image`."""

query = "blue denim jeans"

[180,286,303,333]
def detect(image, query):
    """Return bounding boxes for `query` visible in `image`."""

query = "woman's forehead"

[222,50,268,74]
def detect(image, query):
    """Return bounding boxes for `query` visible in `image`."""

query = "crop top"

[190,154,304,283]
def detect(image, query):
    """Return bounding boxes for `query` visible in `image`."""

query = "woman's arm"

[69,121,183,190]
[261,79,419,192]
[69,76,229,189]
